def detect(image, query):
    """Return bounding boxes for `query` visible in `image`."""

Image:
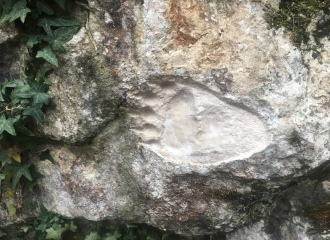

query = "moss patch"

[265,0,330,48]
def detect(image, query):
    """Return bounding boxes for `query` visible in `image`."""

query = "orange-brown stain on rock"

[167,0,201,47]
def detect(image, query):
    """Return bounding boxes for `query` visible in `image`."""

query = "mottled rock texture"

[2,0,330,238]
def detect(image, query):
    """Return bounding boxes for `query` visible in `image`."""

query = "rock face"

[3,0,330,238]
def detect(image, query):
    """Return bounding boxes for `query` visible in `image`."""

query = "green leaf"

[5,161,32,189]
[0,92,4,102]
[0,149,11,167]
[0,230,6,237]
[29,164,45,179]
[36,46,58,67]
[36,223,47,232]
[5,221,14,226]
[23,105,44,124]
[10,7,30,23]
[45,26,79,52]
[27,77,49,92]
[36,65,53,82]
[2,79,24,94]
[39,149,55,164]
[33,92,50,105]
[1,0,31,23]
[0,115,17,136]
[26,202,38,214]
[0,0,17,23]
[52,0,65,10]
[37,16,79,35]
[3,0,17,14]
[26,180,37,193]
[21,225,32,233]
[10,85,36,99]
[36,1,54,15]
[26,34,39,48]
[69,221,77,232]
[14,121,35,136]
[8,203,16,216]
[45,226,68,240]
[0,174,5,188]
[85,232,101,240]
[102,230,121,240]
[0,11,11,23]
[162,233,171,240]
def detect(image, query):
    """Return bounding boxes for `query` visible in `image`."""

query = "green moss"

[265,0,330,48]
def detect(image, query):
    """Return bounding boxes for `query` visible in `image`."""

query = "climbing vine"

[0,1,182,239]
[0,0,81,238]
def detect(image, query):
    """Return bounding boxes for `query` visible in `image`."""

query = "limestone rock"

[1,0,330,238]
[0,23,22,81]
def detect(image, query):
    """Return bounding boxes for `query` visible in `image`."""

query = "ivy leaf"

[4,172,13,184]
[2,79,24,94]
[0,174,5,188]
[45,26,79,52]
[0,149,11,166]
[0,115,17,136]
[5,189,15,198]
[0,230,6,237]
[5,221,14,226]
[0,92,4,102]
[26,34,39,48]
[23,105,44,124]
[8,147,21,163]
[26,202,38,214]
[26,77,50,105]
[21,225,32,233]
[52,0,65,10]
[10,6,30,23]
[36,0,54,15]
[30,164,45,179]
[14,121,35,136]
[33,92,50,105]
[10,85,36,99]
[85,232,101,240]
[69,221,77,232]
[36,65,53,83]
[39,149,55,164]
[26,180,37,193]
[4,161,32,189]
[36,223,47,232]
[27,77,49,92]
[37,16,79,35]
[1,0,31,23]
[45,226,68,240]
[3,0,17,14]
[0,0,17,23]
[102,231,121,240]
[8,203,16,216]
[162,233,172,240]
[36,46,58,67]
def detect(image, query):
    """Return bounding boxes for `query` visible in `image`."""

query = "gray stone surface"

[2,0,330,239]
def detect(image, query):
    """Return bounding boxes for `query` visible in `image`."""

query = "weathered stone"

[0,23,22,82]
[2,0,330,238]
